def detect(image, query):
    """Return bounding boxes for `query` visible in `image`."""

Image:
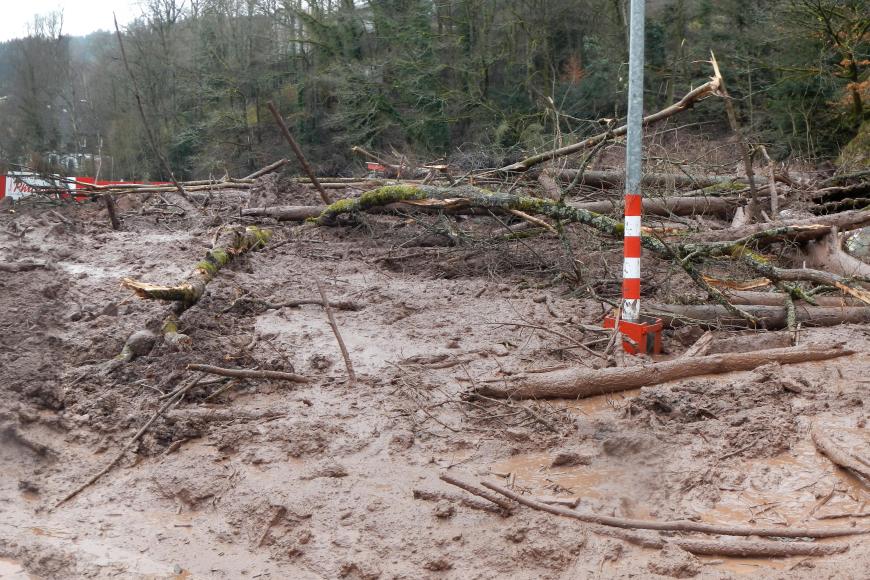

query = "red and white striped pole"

[622,192,642,321]
[622,0,645,323]
[603,0,661,356]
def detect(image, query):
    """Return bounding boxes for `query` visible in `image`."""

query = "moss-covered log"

[314,185,870,304]
[122,225,271,306]
[316,184,640,244]
[246,194,739,222]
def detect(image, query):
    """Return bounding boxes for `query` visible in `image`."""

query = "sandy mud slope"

[1,195,868,579]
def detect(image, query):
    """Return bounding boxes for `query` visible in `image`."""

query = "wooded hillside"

[0,0,867,180]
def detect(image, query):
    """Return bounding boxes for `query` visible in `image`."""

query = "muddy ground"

[0,182,868,579]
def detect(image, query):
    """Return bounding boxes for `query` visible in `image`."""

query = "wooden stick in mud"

[186,363,310,384]
[266,101,331,205]
[103,194,121,230]
[670,538,847,557]
[812,427,870,481]
[439,473,514,513]
[480,481,868,538]
[473,344,855,400]
[413,488,505,514]
[590,525,847,556]
[55,373,204,508]
[223,296,361,314]
[316,280,356,386]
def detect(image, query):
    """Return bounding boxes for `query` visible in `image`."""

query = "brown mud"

[0,192,868,579]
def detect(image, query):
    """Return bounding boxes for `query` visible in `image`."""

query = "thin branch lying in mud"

[480,481,868,538]
[439,473,514,513]
[473,394,562,433]
[316,280,356,386]
[186,363,310,384]
[487,321,606,361]
[413,488,504,514]
[223,296,361,314]
[55,373,204,508]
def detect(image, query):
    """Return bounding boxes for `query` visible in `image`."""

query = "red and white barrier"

[0,173,169,201]
[0,172,74,200]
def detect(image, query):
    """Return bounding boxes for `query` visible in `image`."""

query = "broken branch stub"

[122,226,271,306]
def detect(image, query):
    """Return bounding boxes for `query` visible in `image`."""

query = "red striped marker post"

[622,192,642,321]
[602,0,662,355]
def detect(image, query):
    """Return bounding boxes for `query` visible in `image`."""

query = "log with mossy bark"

[122,225,271,306]
[243,193,740,222]
[312,184,870,306]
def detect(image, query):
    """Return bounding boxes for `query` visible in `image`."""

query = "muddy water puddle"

[491,393,867,574]
[0,558,33,579]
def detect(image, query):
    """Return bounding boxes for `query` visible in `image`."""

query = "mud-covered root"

[122,225,272,307]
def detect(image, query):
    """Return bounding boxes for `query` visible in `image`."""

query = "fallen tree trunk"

[682,330,794,357]
[812,427,870,481]
[650,304,870,329]
[472,344,854,400]
[726,290,860,307]
[242,194,740,222]
[310,184,870,303]
[804,231,870,284]
[122,226,271,306]
[550,169,742,189]
[244,158,289,180]
[571,195,740,219]
[687,208,870,244]
[671,538,847,558]
[242,205,325,221]
[499,77,723,172]
[480,480,866,538]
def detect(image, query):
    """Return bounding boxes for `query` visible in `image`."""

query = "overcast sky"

[0,1,140,42]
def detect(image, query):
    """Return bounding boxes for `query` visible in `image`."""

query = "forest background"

[0,0,867,181]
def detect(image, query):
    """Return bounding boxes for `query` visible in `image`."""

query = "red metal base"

[603,314,663,355]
